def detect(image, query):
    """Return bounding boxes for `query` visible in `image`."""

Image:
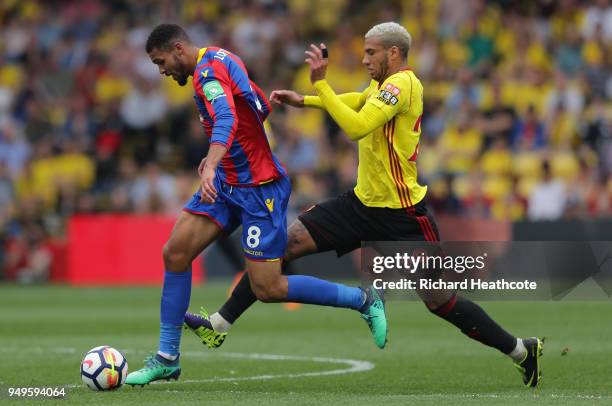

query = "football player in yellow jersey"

[187,22,542,388]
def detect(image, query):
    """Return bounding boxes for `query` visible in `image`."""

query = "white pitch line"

[4,348,611,400]
[1,347,375,387]
[175,351,374,385]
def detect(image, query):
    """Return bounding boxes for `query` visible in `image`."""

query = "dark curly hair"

[146,24,191,53]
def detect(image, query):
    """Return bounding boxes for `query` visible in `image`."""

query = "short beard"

[176,74,188,86]
[376,57,389,82]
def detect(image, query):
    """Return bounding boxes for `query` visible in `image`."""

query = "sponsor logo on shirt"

[203,80,226,102]
[243,248,264,257]
[377,89,399,105]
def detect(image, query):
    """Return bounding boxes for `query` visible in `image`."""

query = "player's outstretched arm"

[316,88,389,141]
[269,90,305,107]
[270,90,365,111]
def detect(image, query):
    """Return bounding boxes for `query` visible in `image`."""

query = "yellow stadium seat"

[491,197,525,221]
[480,146,513,176]
[516,175,540,199]
[550,151,580,181]
[451,175,471,199]
[482,175,511,200]
[512,151,542,178]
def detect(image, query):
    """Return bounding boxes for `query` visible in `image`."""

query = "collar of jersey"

[197,48,208,64]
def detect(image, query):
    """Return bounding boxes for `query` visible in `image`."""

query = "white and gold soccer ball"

[80,346,128,391]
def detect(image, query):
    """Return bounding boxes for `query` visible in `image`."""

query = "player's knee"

[424,300,442,312]
[422,292,456,313]
[249,278,284,303]
[284,221,316,262]
[251,284,274,302]
[417,287,455,312]
[162,242,190,272]
[285,234,308,262]
[252,285,282,303]
[284,246,297,263]
[254,290,274,303]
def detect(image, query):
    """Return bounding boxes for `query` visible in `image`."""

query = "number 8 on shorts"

[246,226,261,248]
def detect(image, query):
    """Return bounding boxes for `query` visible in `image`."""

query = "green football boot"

[125,354,181,387]
[360,286,388,349]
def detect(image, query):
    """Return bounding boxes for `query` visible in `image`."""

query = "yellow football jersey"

[305,70,427,209]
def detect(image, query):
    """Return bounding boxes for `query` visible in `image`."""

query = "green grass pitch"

[0,283,610,405]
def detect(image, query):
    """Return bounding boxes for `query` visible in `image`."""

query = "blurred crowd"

[0,0,611,281]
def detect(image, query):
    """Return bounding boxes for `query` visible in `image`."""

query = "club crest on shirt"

[265,198,274,212]
[385,83,401,95]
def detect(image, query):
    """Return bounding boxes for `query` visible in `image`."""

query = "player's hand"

[269,90,304,107]
[305,43,328,84]
[198,157,207,177]
[199,164,217,204]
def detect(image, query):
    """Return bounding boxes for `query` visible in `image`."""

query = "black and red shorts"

[298,189,439,257]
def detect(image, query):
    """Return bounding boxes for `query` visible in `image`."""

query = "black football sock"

[218,260,297,324]
[430,294,517,354]
[216,238,245,272]
[218,271,256,324]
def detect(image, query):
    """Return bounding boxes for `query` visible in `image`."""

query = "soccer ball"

[80,346,128,391]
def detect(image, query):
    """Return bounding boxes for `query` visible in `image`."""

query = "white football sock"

[508,338,527,361]
[157,351,178,361]
[210,312,232,333]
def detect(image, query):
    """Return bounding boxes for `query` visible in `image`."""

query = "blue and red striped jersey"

[192,47,286,186]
